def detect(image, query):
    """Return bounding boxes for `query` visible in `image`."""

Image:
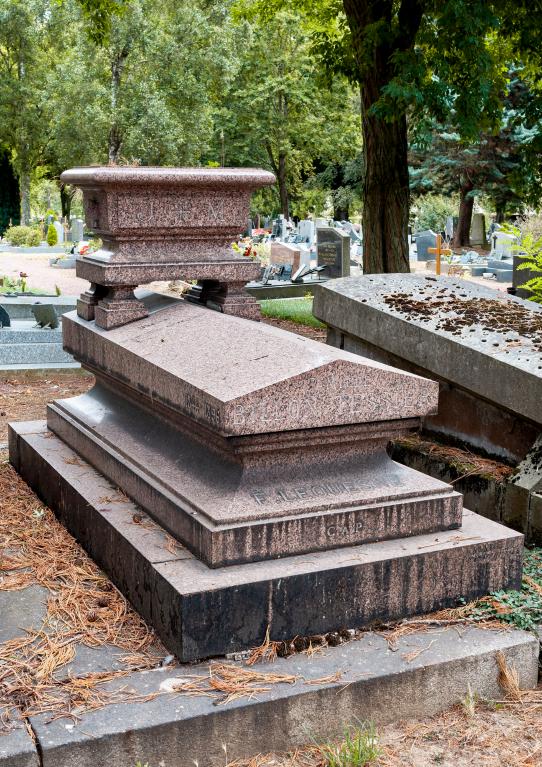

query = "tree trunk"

[59,182,75,220]
[361,99,410,273]
[19,170,31,225]
[108,47,129,164]
[343,0,424,274]
[277,152,289,219]
[453,183,474,248]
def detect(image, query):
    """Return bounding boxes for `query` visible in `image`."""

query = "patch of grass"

[316,722,381,767]
[259,297,325,329]
[465,547,542,632]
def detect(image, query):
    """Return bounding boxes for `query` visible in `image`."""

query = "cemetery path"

[0,251,88,295]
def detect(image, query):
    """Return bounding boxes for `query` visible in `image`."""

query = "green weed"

[316,722,381,767]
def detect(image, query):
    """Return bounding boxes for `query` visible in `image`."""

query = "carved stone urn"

[60,166,276,328]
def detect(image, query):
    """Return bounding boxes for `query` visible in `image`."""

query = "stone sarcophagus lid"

[60,166,276,328]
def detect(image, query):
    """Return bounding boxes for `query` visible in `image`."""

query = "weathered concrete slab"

[0,709,39,767]
[9,421,524,662]
[313,274,542,461]
[28,627,539,767]
[0,586,49,643]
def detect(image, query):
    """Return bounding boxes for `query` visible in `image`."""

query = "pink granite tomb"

[8,166,524,660]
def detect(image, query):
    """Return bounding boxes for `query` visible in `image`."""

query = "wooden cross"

[427,234,452,276]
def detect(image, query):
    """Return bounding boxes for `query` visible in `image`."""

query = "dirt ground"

[0,373,94,442]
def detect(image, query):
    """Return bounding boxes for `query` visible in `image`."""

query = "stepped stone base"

[9,420,524,663]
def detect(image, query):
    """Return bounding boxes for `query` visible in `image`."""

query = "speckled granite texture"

[62,297,439,435]
[60,166,275,327]
[43,296,461,566]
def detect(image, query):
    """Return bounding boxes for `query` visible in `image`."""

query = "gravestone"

[70,218,84,242]
[316,227,350,278]
[491,230,516,259]
[415,230,437,261]
[31,304,59,329]
[297,219,314,244]
[470,213,487,246]
[9,166,523,665]
[270,242,300,272]
[53,220,64,244]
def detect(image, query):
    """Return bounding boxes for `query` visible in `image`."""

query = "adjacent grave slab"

[26,627,539,767]
[9,421,524,662]
[0,296,77,321]
[0,320,77,370]
[313,274,542,462]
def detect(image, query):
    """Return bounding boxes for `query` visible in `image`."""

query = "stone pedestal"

[60,167,275,328]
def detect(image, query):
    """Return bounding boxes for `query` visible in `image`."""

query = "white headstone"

[491,231,517,260]
[297,219,315,244]
[71,218,84,242]
[470,213,487,246]
[53,220,64,243]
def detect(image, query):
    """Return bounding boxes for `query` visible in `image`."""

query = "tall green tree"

[410,73,542,245]
[48,0,236,167]
[216,11,360,218]
[0,0,61,222]
[240,0,542,273]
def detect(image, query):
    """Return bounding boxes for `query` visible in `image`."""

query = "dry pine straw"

[0,451,167,726]
[226,654,542,767]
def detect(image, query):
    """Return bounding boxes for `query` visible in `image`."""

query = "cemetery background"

[0,0,542,766]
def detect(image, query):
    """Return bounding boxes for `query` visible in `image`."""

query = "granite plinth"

[47,382,461,566]
[60,166,275,327]
[313,274,542,460]
[9,421,524,662]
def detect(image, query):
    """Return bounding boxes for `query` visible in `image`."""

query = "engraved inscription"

[250,480,366,506]
[183,391,222,428]
[326,521,364,537]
